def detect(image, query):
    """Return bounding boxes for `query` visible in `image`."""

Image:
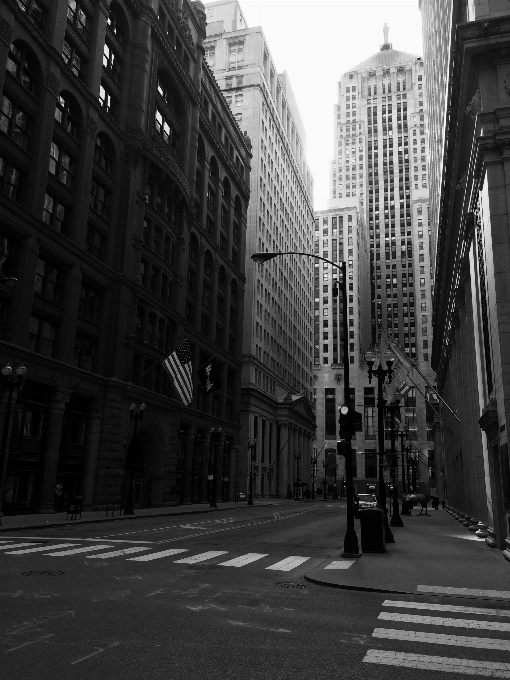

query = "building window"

[28,315,56,356]
[42,193,70,234]
[107,4,125,44]
[16,0,47,30]
[205,45,215,67]
[228,41,244,69]
[99,82,117,120]
[62,39,86,81]
[49,141,75,188]
[155,108,177,153]
[0,95,31,150]
[73,334,95,371]
[34,257,61,301]
[55,93,79,138]
[67,0,89,38]
[94,134,114,174]
[6,42,38,94]
[79,283,99,321]
[0,156,24,203]
[365,450,377,478]
[85,224,106,261]
[324,387,336,439]
[89,178,110,220]
[103,40,121,83]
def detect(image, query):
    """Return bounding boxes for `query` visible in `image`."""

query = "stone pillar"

[201,432,210,503]
[81,399,105,510]
[35,388,71,513]
[182,426,195,504]
[279,422,289,497]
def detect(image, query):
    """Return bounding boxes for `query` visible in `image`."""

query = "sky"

[203,0,424,211]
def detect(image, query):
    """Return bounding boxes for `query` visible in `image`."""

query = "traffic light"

[338,405,363,440]
[338,405,351,440]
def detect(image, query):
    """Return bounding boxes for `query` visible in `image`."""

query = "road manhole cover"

[22,571,65,576]
[276,582,309,589]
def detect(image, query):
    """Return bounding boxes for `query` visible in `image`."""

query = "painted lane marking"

[6,543,80,554]
[228,621,291,633]
[417,585,510,598]
[46,545,114,556]
[378,611,510,632]
[127,549,189,562]
[324,560,355,570]
[174,551,228,564]
[85,547,152,559]
[265,556,311,572]
[383,599,510,618]
[218,553,269,567]
[363,649,510,677]
[373,627,510,651]
[0,543,37,551]
[2,537,154,543]
[7,634,54,652]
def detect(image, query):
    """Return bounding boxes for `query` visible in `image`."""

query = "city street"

[1,503,510,679]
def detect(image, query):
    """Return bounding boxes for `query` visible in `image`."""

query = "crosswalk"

[363,598,510,677]
[0,539,330,573]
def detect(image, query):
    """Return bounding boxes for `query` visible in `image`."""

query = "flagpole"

[379,326,460,423]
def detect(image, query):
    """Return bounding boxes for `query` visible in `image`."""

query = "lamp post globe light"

[0,362,27,523]
[251,251,360,557]
[365,349,397,543]
[124,402,146,515]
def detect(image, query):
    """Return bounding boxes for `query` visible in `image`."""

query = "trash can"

[359,508,386,553]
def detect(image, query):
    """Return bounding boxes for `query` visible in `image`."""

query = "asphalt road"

[1,502,509,679]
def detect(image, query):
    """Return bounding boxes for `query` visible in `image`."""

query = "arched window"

[218,266,226,291]
[206,158,219,236]
[158,318,166,350]
[135,306,145,340]
[230,279,238,304]
[107,2,127,45]
[189,232,199,263]
[94,133,115,174]
[204,250,213,279]
[155,72,181,155]
[6,42,39,95]
[55,91,80,138]
[147,313,157,345]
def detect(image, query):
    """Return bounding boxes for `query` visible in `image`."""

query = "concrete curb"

[303,572,414,595]
[0,502,276,533]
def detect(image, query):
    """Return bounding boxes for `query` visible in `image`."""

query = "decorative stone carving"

[466,89,481,119]
[122,141,143,171]
[334,373,342,384]
[86,115,98,138]
[0,16,12,45]
[45,69,60,97]
[243,130,252,152]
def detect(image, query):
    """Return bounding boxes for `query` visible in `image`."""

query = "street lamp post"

[124,402,146,515]
[388,402,404,528]
[0,362,27,524]
[247,438,256,505]
[311,453,317,500]
[365,349,395,543]
[251,252,360,556]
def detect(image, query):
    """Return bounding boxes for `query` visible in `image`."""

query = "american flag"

[162,338,193,406]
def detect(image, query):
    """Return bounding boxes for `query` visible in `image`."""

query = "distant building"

[0,0,251,514]
[204,0,316,499]
[420,1,510,549]
[313,203,371,497]
[314,28,436,495]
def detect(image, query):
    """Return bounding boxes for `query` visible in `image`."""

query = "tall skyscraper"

[204,0,316,498]
[314,28,436,494]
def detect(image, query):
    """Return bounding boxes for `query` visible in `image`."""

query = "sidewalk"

[305,507,510,597]
[0,499,284,532]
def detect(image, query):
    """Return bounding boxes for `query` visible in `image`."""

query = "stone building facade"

[421,0,510,549]
[203,0,316,498]
[0,0,251,514]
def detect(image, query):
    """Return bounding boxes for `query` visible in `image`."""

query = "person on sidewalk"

[432,496,439,511]
[418,495,430,515]
[234,492,239,507]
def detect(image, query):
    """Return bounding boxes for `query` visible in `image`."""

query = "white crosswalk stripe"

[86,547,152,559]
[174,551,228,564]
[364,598,510,677]
[6,543,79,554]
[0,542,37,551]
[218,553,268,567]
[127,548,188,562]
[265,556,310,571]
[46,545,114,556]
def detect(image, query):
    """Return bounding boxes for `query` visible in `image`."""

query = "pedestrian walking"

[432,496,439,511]
[418,495,430,515]
[441,499,446,509]
[234,492,239,507]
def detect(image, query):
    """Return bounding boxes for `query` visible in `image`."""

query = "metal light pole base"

[383,514,395,543]
[342,530,361,557]
[390,515,404,527]
[124,505,135,516]
[247,498,254,506]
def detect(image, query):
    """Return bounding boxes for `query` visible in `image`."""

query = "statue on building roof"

[383,23,389,44]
